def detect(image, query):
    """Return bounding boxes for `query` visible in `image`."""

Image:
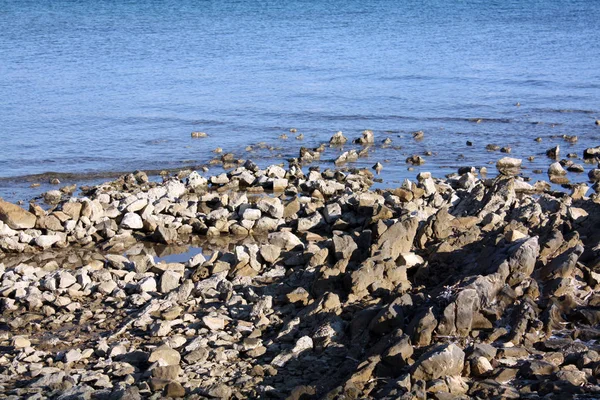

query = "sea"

[1,0,599,202]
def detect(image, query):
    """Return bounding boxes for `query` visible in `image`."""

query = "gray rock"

[159,270,181,293]
[152,225,178,244]
[412,343,465,381]
[329,131,348,145]
[257,197,284,219]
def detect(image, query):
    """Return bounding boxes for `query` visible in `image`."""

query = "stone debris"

[1,155,600,399]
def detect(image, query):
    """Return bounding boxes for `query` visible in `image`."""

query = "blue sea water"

[0,0,599,200]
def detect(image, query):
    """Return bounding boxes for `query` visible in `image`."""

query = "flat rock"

[0,199,36,230]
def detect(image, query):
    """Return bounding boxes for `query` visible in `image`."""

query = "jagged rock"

[333,234,357,260]
[330,131,348,145]
[412,343,465,381]
[152,226,178,244]
[546,145,560,158]
[375,218,419,260]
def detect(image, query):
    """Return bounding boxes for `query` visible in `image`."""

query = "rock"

[121,213,143,230]
[496,157,521,176]
[268,231,303,251]
[505,230,527,242]
[546,145,559,158]
[242,208,261,221]
[584,146,600,159]
[375,218,419,260]
[166,381,186,397]
[202,316,225,330]
[330,131,347,145]
[589,169,600,182]
[260,244,281,263]
[148,346,181,366]
[567,163,584,173]
[286,287,310,305]
[207,384,232,399]
[413,130,424,140]
[355,130,374,145]
[43,190,63,204]
[191,131,208,138]
[159,271,181,293]
[472,356,493,376]
[138,277,157,292]
[152,365,181,380]
[152,226,178,244]
[97,280,117,295]
[333,234,357,260]
[12,336,31,348]
[520,360,558,377]
[412,343,465,381]
[548,162,566,176]
[35,234,61,250]
[257,197,284,219]
[64,349,82,364]
[0,199,36,229]
[187,171,208,188]
[406,155,425,165]
[397,253,424,268]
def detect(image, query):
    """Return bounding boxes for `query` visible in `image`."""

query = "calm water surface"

[1,0,599,200]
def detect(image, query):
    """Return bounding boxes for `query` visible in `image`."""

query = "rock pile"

[2,158,600,399]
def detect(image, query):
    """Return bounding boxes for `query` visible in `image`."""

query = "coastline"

[1,134,600,398]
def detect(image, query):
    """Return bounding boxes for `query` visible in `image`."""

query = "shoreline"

[2,127,599,206]
[1,137,600,398]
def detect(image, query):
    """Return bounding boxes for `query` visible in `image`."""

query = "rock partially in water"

[496,157,521,176]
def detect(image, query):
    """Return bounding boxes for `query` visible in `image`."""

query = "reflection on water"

[0,234,270,270]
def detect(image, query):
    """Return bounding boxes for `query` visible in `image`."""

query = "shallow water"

[1,0,599,201]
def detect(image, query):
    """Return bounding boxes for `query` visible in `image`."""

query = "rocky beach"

[2,132,600,399]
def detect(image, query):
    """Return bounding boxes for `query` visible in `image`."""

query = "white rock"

[242,208,261,221]
[323,203,342,223]
[138,277,157,292]
[64,349,82,364]
[292,336,314,354]
[97,280,117,295]
[202,316,225,331]
[165,180,186,199]
[57,271,76,289]
[187,171,208,188]
[120,213,143,230]
[35,235,61,250]
[548,162,567,176]
[159,271,181,293]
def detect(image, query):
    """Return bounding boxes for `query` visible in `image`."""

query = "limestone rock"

[0,199,36,230]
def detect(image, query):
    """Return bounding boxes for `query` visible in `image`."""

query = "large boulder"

[0,199,36,230]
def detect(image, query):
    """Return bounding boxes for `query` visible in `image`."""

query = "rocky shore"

[2,139,600,399]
